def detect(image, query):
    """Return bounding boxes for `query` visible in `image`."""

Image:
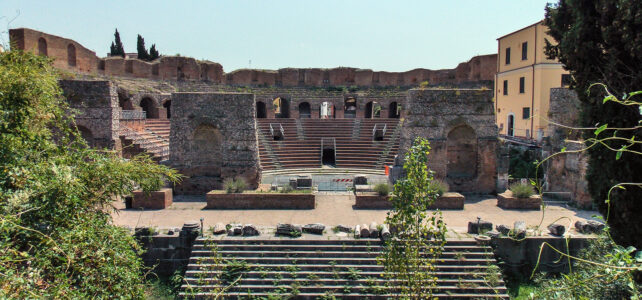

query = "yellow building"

[495,20,570,139]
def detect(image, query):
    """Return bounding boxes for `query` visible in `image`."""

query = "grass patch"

[509,182,535,198]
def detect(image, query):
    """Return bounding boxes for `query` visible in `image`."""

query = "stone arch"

[344,97,357,118]
[364,101,381,118]
[162,99,171,119]
[446,124,478,179]
[140,97,158,119]
[298,102,311,118]
[118,90,134,110]
[38,37,47,56]
[256,101,267,118]
[273,97,290,118]
[192,124,223,166]
[388,101,400,118]
[76,125,93,147]
[67,44,76,67]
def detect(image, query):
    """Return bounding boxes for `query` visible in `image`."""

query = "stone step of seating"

[181,238,508,299]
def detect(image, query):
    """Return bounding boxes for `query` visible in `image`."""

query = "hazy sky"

[0,1,552,72]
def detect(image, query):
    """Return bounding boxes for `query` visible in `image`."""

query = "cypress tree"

[545,0,642,248]
[136,34,149,61]
[110,29,125,57]
[149,44,159,61]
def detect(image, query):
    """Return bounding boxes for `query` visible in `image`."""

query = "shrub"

[509,182,535,198]
[223,178,247,193]
[373,183,391,196]
[427,180,449,196]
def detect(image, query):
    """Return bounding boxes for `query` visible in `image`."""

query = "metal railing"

[269,123,284,139]
[372,123,387,138]
[120,110,146,120]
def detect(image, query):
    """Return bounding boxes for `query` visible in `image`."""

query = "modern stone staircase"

[180,238,509,299]
[120,119,170,162]
[256,118,401,171]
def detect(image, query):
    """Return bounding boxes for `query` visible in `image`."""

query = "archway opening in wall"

[140,97,157,119]
[193,124,223,169]
[365,101,381,118]
[273,97,290,118]
[256,101,267,118]
[67,44,76,67]
[320,101,334,119]
[322,149,336,166]
[163,100,171,118]
[344,97,357,118]
[507,114,515,136]
[38,38,47,56]
[364,101,373,119]
[118,91,134,110]
[76,125,93,147]
[446,125,478,179]
[389,102,400,118]
[298,102,311,118]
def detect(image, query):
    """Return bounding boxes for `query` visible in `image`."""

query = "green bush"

[509,182,535,198]
[374,183,391,196]
[223,178,247,193]
[427,180,449,196]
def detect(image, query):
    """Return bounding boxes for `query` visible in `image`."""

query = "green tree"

[136,34,149,61]
[0,50,180,297]
[544,0,642,248]
[110,28,125,57]
[149,43,160,61]
[379,137,447,299]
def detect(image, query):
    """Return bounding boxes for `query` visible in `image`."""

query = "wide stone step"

[190,250,494,259]
[180,284,507,295]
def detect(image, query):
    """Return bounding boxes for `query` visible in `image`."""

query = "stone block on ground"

[212,223,226,235]
[353,175,368,185]
[575,220,605,234]
[513,221,527,239]
[380,224,391,241]
[276,223,302,237]
[496,224,511,235]
[242,224,259,236]
[360,224,370,238]
[335,225,352,233]
[369,222,380,238]
[354,225,361,238]
[132,188,173,209]
[303,223,325,235]
[547,223,566,236]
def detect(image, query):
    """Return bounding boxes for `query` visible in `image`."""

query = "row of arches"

[118,93,171,119]
[37,37,76,67]
[256,98,401,119]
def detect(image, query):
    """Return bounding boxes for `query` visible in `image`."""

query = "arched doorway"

[320,101,334,119]
[140,97,157,119]
[67,44,76,67]
[118,92,134,110]
[298,102,311,118]
[273,97,290,118]
[193,124,223,168]
[163,100,171,118]
[256,101,267,118]
[38,38,47,56]
[446,125,478,179]
[388,102,400,118]
[507,114,515,136]
[344,97,357,118]
[364,101,381,118]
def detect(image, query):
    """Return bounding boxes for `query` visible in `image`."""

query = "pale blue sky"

[1,1,552,72]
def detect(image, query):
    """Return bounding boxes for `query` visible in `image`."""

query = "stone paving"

[112,193,598,235]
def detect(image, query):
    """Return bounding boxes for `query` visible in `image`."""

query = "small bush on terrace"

[374,183,391,196]
[428,179,449,196]
[224,178,247,193]
[509,182,535,198]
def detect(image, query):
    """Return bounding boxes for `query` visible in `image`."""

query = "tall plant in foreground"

[379,137,447,299]
[0,50,181,298]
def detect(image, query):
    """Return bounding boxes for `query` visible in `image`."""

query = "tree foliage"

[0,50,180,298]
[109,28,125,57]
[136,34,149,61]
[149,44,160,61]
[379,138,447,299]
[544,0,642,248]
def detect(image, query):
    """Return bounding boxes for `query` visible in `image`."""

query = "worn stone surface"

[369,222,379,238]
[302,223,325,235]
[497,191,542,210]
[170,93,260,194]
[354,225,361,238]
[132,188,173,209]
[380,224,391,241]
[242,224,260,236]
[575,220,605,234]
[547,223,566,236]
[206,192,315,209]
[212,223,226,235]
[543,88,591,208]
[276,223,302,237]
[335,225,352,233]
[399,89,498,194]
[496,224,511,235]
[360,224,370,238]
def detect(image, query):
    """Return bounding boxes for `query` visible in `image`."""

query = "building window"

[522,107,530,119]
[505,47,511,65]
[519,77,525,93]
[561,74,572,87]
[522,42,528,60]
[503,80,508,95]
